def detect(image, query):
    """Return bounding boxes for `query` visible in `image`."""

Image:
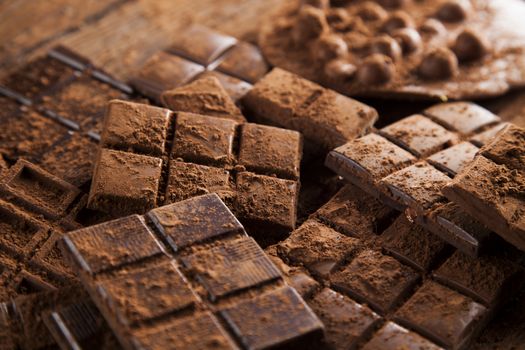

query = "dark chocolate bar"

[88,96,302,242]
[443,124,525,251]
[326,102,503,256]
[60,193,324,350]
[260,0,525,100]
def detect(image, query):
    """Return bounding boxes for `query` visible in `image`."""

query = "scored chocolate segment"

[427,142,479,177]
[361,321,444,350]
[220,286,324,350]
[394,281,487,349]
[480,124,525,171]
[216,42,269,83]
[197,70,253,102]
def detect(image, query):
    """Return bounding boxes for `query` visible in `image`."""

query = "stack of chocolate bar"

[1,2,525,349]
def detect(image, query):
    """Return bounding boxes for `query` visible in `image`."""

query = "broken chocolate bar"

[443,124,525,251]
[260,0,525,100]
[326,102,503,256]
[61,194,324,350]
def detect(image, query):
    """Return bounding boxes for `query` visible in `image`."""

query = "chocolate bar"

[242,68,378,151]
[443,124,525,251]
[132,25,269,103]
[326,102,504,256]
[271,183,523,349]
[260,0,525,100]
[61,194,324,350]
[88,96,302,242]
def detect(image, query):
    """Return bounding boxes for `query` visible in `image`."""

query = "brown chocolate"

[362,321,443,350]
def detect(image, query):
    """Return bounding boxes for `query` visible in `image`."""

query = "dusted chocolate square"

[480,124,525,171]
[131,51,204,102]
[394,281,487,349]
[332,250,419,314]
[220,287,324,349]
[101,100,171,156]
[97,262,197,323]
[197,70,252,102]
[171,112,238,166]
[309,288,380,350]
[362,322,442,350]
[181,237,281,300]
[62,215,164,274]
[88,149,162,215]
[161,76,245,123]
[239,123,302,180]
[379,115,458,157]
[428,142,479,177]
[165,161,233,204]
[470,122,509,147]
[216,41,269,83]
[425,102,500,135]
[168,25,237,66]
[148,193,244,251]
[277,220,360,277]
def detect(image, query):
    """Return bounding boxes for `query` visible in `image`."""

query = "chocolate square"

[168,25,237,66]
[97,261,197,323]
[235,172,298,234]
[88,149,162,215]
[216,41,269,83]
[101,100,171,156]
[394,281,487,349]
[30,231,75,281]
[197,70,252,102]
[362,322,442,350]
[131,52,204,101]
[277,220,360,277]
[132,312,238,350]
[480,124,525,171]
[470,122,509,147]
[424,102,500,135]
[380,115,458,157]
[427,142,479,176]
[239,123,302,180]
[332,250,419,314]
[165,161,233,204]
[171,112,238,166]
[181,237,281,300]
[309,288,380,350]
[62,214,164,275]
[148,193,244,251]
[220,286,324,349]
[381,162,451,211]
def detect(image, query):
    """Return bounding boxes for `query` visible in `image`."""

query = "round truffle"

[324,59,357,80]
[436,0,470,23]
[452,29,488,62]
[419,18,447,36]
[357,54,395,85]
[418,48,459,80]
[381,11,414,34]
[356,1,388,21]
[368,35,402,61]
[292,5,329,45]
[392,28,422,54]
[311,34,349,63]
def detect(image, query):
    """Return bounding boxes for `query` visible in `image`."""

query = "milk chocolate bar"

[61,194,324,350]
[326,102,504,256]
[260,0,525,100]
[443,124,525,251]
[132,25,268,103]
[88,97,302,241]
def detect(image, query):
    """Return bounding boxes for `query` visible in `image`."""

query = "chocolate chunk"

[30,231,75,280]
[480,124,525,170]
[362,321,443,350]
[452,29,488,62]
[216,42,269,83]
[332,250,420,313]
[309,288,381,350]
[427,142,479,177]
[277,220,360,277]
[161,76,246,123]
[394,281,487,349]
[470,122,509,147]
[168,25,237,66]
[196,70,253,102]
[219,286,324,349]
[88,149,162,215]
[424,102,500,135]
[357,54,395,85]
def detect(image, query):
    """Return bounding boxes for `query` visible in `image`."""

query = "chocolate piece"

[243,68,378,151]
[220,286,324,349]
[168,25,237,66]
[311,34,348,63]
[216,41,269,83]
[309,288,381,350]
[260,0,525,100]
[427,142,479,177]
[277,220,360,277]
[470,122,509,147]
[197,70,253,102]
[362,321,443,350]
[480,124,525,170]
[29,231,75,280]
[424,102,500,135]
[394,281,487,349]
[332,250,420,314]
[161,76,246,122]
